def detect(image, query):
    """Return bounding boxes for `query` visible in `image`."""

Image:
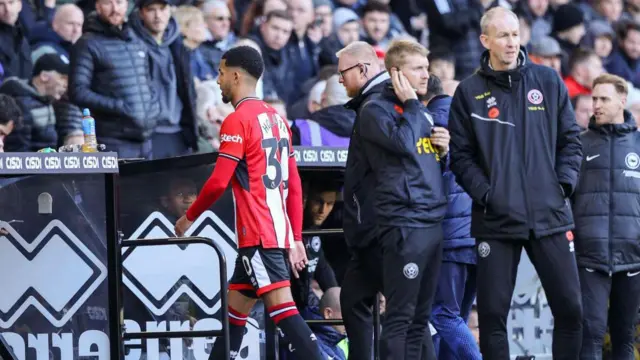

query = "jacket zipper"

[353,194,362,224]
[514,82,534,229]
[608,137,614,277]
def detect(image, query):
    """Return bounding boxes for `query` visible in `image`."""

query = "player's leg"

[577,267,610,359]
[475,238,522,360]
[252,247,325,360]
[525,232,583,360]
[431,261,482,360]
[406,226,442,360]
[608,270,640,359]
[340,244,383,360]
[209,248,259,360]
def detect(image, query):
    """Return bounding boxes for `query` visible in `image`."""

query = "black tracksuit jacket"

[449,48,583,240]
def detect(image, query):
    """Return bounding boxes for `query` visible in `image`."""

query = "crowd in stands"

[2,0,640,357]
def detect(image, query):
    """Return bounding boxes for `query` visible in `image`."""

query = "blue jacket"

[343,72,390,248]
[358,82,447,227]
[428,94,474,252]
[29,23,72,62]
[279,307,347,360]
[605,49,640,89]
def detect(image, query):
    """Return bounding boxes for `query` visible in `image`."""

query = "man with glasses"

[337,41,389,360]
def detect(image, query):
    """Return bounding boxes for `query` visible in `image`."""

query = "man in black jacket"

[448,7,584,360]
[130,0,198,158]
[358,39,448,360]
[0,94,21,153]
[337,41,389,360]
[572,74,640,359]
[0,0,32,80]
[69,0,159,159]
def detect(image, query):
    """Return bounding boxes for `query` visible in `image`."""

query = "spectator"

[517,11,532,49]
[18,0,55,39]
[0,53,68,151]
[239,0,287,37]
[529,36,563,75]
[606,21,640,88]
[552,3,586,76]
[313,0,333,38]
[280,287,348,360]
[564,47,604,98]
[515,0,552,42]
[585,20,615,62]
[318,7,360,66]
[252,10,296,104]
[285,0,322,102]
[428,50,455,81]
[30,4,84,63]
[199,0,236,75]
[174,5,216,81]
[291,74,354,146]
[0,94,21,152]
[0,0,33,80]
[69,0,160,159]
[424,0,486,80]
[360,1,396,51]
[572,94,593,130]
[194,79,223,152]
[131,0,198,159]
[593,0,624,24]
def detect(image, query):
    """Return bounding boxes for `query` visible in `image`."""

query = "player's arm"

[185,114,245,221]
[286,153,303,242]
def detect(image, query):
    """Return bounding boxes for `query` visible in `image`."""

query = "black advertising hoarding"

[0,153,118,360]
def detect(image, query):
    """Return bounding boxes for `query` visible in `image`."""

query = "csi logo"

[64,156,80,169]
[303,150,318,162]
[6,157,22,170]
[320,150,335,162]
[44,157,61,170]
[101,156,118,169]
[83,156,99,169]
[25,157,41,170]
[294,150,301,163]
[337,150,348,162]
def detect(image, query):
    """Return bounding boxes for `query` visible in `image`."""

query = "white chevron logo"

[123,211,237,316]
[0,220,107,328]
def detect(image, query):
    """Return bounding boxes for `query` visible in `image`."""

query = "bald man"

[448,7,583,359]
[31,4,84,63]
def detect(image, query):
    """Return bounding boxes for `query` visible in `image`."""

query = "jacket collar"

[588,110,638,135]
[344,71,390,110]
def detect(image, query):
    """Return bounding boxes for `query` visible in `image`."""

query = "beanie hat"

[553,4,585,33]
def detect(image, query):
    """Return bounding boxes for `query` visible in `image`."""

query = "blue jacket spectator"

[0,5,33,81]
[30,23,73,62]
[605,22,640,89]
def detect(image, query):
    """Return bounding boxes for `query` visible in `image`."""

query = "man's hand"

[288,241,308,279]
[391,68,418,103]
[431,127,450,156]
[174,215,193,237]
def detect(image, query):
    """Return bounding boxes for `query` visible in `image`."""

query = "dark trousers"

[579,267,640,360]
[151,132,192,159]
[476,232,583,360]
[341,243,383,360]
[378,225,442,360]
[99,137,152,160]
[431,261,481,360]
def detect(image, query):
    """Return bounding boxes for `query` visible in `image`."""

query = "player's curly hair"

[221,46,264,81]
[0,94,22,127]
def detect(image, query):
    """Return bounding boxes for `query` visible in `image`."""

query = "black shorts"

[228,246,291,297]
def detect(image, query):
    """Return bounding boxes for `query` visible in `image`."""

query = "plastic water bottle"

[81,108,98,153]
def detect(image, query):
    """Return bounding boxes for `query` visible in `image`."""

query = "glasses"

[339,63,369,80]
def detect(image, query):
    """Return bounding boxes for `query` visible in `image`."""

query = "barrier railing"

[117,236,230,359]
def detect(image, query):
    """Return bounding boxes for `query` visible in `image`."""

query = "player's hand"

[430,127,450,156]
[391,67,418,104]
[174,215,194,237]
[288,241,308,279]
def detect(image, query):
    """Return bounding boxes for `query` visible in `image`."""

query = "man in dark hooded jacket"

[130,0,198,158]
[572,74,640,359]
[69,0,159,159]
[448,7,583,359]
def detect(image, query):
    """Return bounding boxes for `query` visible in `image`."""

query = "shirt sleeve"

[218,113,246,162]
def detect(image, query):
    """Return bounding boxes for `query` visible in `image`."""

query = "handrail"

[301,228,343,236]
[119,236,230,360]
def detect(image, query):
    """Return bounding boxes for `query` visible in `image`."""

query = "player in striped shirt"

[174,46,324,360]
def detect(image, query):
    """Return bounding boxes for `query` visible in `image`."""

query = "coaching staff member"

[448,7,584,360]
[359,39,449,360]
[337,40,389,360]
[572,74,640,359]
